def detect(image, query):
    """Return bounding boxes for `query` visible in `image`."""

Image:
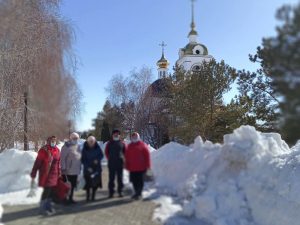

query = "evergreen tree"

[169,60,237,143]
[161,133,170,145]
[92,100,124,140]
[81,131,89,140]
[236,69,279,132]
[251,3,300,144]
[101,121,111,142]
[92,112,103,140]
[211,99,257,141]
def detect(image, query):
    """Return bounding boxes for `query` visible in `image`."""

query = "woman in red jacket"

[125,132,151,200]
[30,136,61,215]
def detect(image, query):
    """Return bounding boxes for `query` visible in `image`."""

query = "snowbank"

[0,149,37,194]
[151,126,300,225]
[0,189,42,206]
[0,149,42,206]
[153,196,182,223]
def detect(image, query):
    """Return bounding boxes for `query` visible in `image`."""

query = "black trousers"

[86,187,97,200]
[108,166,123,195]
[84,174,100,201]
[130,171,146,196]
[41,187,53,201]
[64,175,77,201]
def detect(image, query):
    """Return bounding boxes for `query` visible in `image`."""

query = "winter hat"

[112,129,121,135]
[47,136,56,144]
[131,132,140,139]
[70,132,80,140]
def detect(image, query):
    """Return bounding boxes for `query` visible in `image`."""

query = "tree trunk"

[24,92,29,151]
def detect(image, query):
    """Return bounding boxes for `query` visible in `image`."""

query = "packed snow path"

[2,168,159,225]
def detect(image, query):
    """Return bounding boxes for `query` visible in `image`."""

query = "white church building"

[145,0,213,147]
[155,0,213,78]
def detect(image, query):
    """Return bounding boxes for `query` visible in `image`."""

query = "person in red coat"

[125,132,151,200]
[30,136,61,215]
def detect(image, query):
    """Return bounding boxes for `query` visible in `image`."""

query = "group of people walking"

[30,129,151,215]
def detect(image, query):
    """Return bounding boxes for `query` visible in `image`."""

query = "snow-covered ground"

[149,125,300,225]
[0,140,128,206]
[1,127,300,225]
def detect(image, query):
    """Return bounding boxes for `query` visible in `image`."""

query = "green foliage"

[161,133,170,145]
[92,100,123,141]
[80,131,89,140]
[101,121,111,142]
[169,59,237,143]
[251,3,300,144]
[236,69,279,132]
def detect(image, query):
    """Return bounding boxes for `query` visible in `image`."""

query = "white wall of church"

[176,54,213,72]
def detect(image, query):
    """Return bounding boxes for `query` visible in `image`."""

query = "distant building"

[176,0,213,72]
[144,0,213,147]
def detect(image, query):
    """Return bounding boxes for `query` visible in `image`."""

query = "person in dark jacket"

[30,136,61,215]
[81,136,104,202]
[125,132,151,200]
[105,129,126,198]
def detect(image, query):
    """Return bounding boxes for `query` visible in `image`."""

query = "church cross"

[191,0,196,28]
[159,41,167,54]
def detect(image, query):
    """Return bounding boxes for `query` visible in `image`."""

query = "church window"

[192,65,201,71]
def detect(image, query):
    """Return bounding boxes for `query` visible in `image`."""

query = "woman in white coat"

[61,132,81,204]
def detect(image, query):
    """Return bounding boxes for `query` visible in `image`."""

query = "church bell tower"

[176,0,213,72]
[156,41,169,79]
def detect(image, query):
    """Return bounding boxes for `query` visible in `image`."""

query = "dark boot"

[131,194,141,201]
[131,194,138,200]
[108,192,114,198]
[86,189,90,202]
[39,200,46,214]
[44,199,56,215]
[92,188,97,201]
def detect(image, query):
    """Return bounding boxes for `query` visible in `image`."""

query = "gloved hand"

[144,169,154,182]
[27,178,37,198]
[30,178,36,189]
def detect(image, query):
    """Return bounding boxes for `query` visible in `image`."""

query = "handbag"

[53,177,71,201]
[90,172,100,188]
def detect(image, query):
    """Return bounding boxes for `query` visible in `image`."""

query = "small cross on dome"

[159,41,167,54]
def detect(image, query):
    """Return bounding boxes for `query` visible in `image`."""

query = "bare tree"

[0,0,82,151]
[106,66,172,147]
[106,66,154,136]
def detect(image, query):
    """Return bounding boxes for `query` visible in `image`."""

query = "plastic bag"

[144,169,154,182]
[27,179,37,198]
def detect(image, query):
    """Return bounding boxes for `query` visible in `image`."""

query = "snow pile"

[0,141,107,205]
[0,149,42,205]
[148,145,157,153]
[0,189,42,206]
[151,126,300,225]
[153,196,183,223]
[0,149,37,193]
